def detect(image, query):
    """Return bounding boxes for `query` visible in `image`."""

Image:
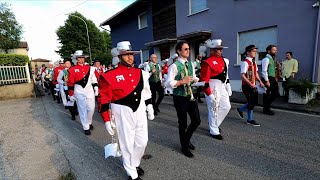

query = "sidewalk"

[230,91,320,115]
[0,98,70,179]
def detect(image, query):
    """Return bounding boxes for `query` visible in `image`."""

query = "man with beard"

[99,41,154,180]
[201,39,232,140]
[261,45,279,115]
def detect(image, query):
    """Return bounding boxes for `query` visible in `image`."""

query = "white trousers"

[111,100,148,179]
[75,92,95,130]
[59,84,67,106]
[205,79,231,135]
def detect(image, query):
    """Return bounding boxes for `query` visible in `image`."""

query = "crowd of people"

[35,39,298,180]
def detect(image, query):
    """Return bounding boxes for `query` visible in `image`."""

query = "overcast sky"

[1,0,135,62]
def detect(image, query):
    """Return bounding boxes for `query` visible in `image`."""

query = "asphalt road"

[21,95,320,179]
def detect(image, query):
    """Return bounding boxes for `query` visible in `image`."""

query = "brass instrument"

[211,86,219,119]
[153,64,159,80]
[182,62,195,101]
[274,56,283,81]
[109,103,121,157]
[63,72,68,86]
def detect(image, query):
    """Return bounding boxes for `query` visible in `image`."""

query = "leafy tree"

[0,3,23,53]
[56,12,112,65]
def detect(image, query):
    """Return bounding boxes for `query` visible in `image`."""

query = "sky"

[1,0,136,62]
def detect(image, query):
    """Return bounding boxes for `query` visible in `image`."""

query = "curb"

[230,99,320,116]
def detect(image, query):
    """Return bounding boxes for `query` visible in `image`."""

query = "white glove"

[69,95,76,102]
[208,94,215,102]
[146,104,154,120]
[226,83,232,96]
[94,86,99,96]
[105,121,116,135]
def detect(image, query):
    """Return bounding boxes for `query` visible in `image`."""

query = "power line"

[54,0,89,17]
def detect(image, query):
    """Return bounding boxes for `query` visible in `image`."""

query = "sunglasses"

[183,48,190,51]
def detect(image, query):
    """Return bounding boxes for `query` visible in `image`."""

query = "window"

[138,12,148,29]
[189,0,207,15]
[141,49,149,63]
[159,46,170,60]
[237,26,277,65]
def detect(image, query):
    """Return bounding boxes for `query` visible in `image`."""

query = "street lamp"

[65,14,92,64]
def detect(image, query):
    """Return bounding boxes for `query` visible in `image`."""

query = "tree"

[0,3,23,53]
[56,12,112,65]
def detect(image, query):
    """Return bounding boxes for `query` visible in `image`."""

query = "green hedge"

[0,54,29,65]
[288,79,316,97]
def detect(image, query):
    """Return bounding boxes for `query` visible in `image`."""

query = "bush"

[288,79,316,97]
[0,53,29,65]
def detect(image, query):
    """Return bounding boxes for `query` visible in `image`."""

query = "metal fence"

[0,64,31,85]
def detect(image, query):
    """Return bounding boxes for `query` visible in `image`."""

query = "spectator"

[282,51,298,98]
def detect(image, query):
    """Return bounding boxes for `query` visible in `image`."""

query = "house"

[100,0,153,65]
[30,58,51,75]
[0,41,29,56]
[101,0,320,91]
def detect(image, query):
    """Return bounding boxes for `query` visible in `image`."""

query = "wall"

[176,0,318,83]
[109,4,154,64]
[0,83,34,100]
[0,48,28,56]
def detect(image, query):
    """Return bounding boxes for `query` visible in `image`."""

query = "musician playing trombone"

[165,41,201,158]
[201,39,232,140]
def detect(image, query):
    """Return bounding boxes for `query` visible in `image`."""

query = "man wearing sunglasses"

[201,39,232,140]
[165,41,201,158]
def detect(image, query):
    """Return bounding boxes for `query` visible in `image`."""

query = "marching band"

[39,38,286,180]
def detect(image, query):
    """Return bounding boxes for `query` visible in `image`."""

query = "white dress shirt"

[261,54,273,81]
[165,57,199,89]
[240,57,258,74]
[145,62,162,81]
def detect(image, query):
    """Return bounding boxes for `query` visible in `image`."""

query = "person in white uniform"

[99,41,154,180]
[200,39,232,140]
[68,50,99,135]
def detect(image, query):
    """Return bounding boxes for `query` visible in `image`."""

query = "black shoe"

[128,176,142,180]
[64,106,69,109]
[156,108,160,113]
[236,108,244,119]
[136,166,144,176]
[211,134,223,140]
[247,120,260,126]
[154,111,158,115]
[181,148,194,158]
[219,128,222,133]
[71,115,75,120]
[263,109,275,115]
[188,142,195,150]
[197,99,204,103]
[84,130,91,135]
[90,124,94,130]
[75,111,79,116]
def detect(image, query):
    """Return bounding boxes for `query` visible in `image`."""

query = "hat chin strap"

[120,60,134,67]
